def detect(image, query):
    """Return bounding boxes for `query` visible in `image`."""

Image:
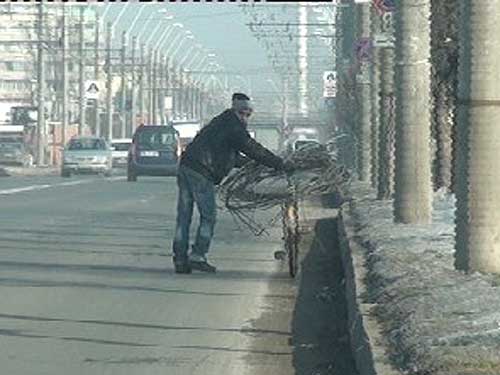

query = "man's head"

[232,92,253,125]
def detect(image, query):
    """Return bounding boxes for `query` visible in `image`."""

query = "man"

[172,93,292,274]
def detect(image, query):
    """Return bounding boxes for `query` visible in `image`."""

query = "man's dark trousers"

[172,164,217,263]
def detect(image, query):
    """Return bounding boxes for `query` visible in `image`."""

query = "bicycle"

[274,173,300,278]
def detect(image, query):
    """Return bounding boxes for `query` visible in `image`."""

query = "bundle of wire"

[217,145,351,235]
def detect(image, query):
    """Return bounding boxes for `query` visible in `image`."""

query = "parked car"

[61,136,112,177]
[110,138,132,168]
[127,125,180,182]
[0,142,33,167]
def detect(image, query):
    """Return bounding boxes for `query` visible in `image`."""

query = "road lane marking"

[0,177,124,196]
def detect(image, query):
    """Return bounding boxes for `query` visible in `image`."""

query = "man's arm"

[229,126,284,170]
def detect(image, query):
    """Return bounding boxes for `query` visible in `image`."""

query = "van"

[127,125,180,182]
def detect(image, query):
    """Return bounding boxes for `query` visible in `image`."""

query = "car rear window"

[112,143,131,151]
[136,129,177,150]
[68,139,106,151]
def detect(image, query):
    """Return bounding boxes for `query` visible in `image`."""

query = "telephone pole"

[36,3,46,166]
[120,31,127,138]
[129,36,137,135]
[94,12,100,137]
[105,22,113,141]
[139,44,145,124]
[78,6,85,135]
[61,4,68,149]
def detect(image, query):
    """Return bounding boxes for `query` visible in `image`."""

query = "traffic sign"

[323,71,337,98]
[85,80,100,100]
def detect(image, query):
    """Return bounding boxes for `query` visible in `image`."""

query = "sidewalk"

[0,166,59,177]
[339,182,500,375]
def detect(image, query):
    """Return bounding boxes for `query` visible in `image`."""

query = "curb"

[0,167,59,177]
[338,205,402,375]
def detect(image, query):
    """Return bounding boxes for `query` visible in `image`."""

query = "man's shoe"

[173,256,192,274]
[174,262,192,274]
[189,255,216,273]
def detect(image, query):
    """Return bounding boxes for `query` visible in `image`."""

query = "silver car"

[61,136,112,177]
[0,142,33,167]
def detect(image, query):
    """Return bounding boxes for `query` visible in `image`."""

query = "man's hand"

[282,160,296,174]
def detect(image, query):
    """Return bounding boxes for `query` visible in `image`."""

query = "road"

[0,173,357,375]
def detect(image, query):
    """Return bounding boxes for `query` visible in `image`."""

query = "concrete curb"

[338,205,402,375]
[0,166,58,177]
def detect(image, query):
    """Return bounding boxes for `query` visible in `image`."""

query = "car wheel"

[127,169,137,182]
[61,169,71,178]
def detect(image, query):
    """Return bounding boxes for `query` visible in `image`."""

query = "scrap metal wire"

[217,145,352,235]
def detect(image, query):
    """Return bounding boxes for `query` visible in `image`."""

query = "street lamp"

[154,20,177,51]
[179,43,202,67]
[191,53,216,73]
[171,35,195,61]
[136,11,157,41]
[158,23,184,51]
[165,30,193,56]
[111,2,131,31]
[144,20,166,46]
[128,4,148,35]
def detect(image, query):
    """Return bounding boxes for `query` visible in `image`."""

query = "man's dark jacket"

[180,109,284,184]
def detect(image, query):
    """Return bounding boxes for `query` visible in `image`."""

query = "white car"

[110,138,132,167]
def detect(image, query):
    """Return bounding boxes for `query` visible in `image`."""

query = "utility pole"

[281,78,289,152]
[105,22,113,142]
[78,6,85,136]
[355,2,372,182]
[370,7,382,188]
[130,36,137,135]
[120,31,127,138]
[61,3,68,150]
[454,0,500,273]
[36,3,45,166]
[181,66,184,117]
[376,11,396,200]
[139,44,145,125]
[147,49,153,124]
[94,12,100,137]
[152,50,158,124]
[393,0,433,224]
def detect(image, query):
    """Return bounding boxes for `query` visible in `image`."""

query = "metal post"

[106,22,113,142]
[61,4,68,150]
[130,36,137,135]
[36,3,45,166]
[181,67,184,117]
[147,49,153,123]
[78,6,85,136]
[94,12,100,137]
[139,44,145,124]
[152,50,158,124]
[120,31,127,138]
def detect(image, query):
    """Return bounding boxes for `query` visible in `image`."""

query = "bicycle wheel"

[286,200,300,278]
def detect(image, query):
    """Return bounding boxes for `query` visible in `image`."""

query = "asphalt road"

[0,173,357,375]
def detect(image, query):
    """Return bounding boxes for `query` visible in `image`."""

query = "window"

[68,138,106,151]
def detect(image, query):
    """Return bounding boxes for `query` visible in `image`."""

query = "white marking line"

[0,176,124,196]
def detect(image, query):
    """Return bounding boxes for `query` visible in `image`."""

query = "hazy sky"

[103,3,279,97]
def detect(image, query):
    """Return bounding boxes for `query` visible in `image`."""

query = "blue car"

[127,125,181,181]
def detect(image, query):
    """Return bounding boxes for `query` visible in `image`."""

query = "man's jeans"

[172,165,216,262]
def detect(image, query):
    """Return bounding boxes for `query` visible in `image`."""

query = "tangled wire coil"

[217,145,352,235]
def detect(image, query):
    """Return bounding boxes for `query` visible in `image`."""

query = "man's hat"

[232,92,253,112]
